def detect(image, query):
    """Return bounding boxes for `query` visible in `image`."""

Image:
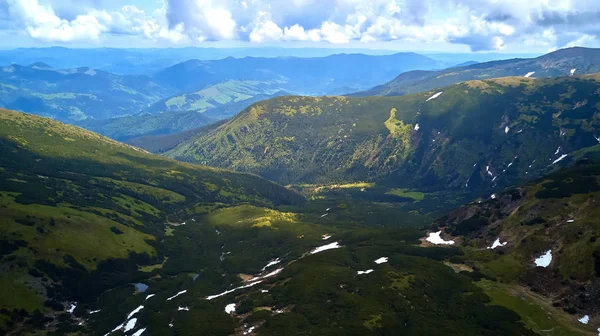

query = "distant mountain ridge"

[354,47,600,97]
[0,63,175,122]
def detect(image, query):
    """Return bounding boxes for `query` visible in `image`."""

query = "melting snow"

[166,290,187,301]
[310,242,341,254]
[374,257,389,264]
[132,328,146,336]
[552,154,568,164]
[225,303,236,314]
[326,208,331,211]
[486,166,493,176]
[261,258,281,271]
[487,238,507,249]
[524,71,535,78]
[321,213,328,218]
[578,315,590,324]
[491,176,497,182]
[124,318,137,332]
[518,129,523,133]
[595,136,600,143]
[322,235,332,240]
[144,294,155,301]
[554,146,561,155]
[426,92,443,101]
[89,309,101,314]
[244,325,257,335]
[127,305,144,319]
[505,126,510,134]
[357,269,374,275]
[473,163,477,167]
[534,250,552,267]
[571,68,576,75]
[261,290,269,293]
[414,123,420,131]
[177,306,190,311]
[206,281,263,300]
[67,303,77,313]
[490,194,497,200]
[425,231,456,245]
[567,219,575,223]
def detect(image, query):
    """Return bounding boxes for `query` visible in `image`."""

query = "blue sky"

[1,0,600,52]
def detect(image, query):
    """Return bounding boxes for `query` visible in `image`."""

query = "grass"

[385,188,425,201]
[477,280,595,336]
[0,276,44,313]
[0,192,156,270]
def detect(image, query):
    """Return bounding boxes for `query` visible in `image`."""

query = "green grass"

[0,192,156,269]
[0,277,44,313]
[477,280,595,336]
[385,188,425,201]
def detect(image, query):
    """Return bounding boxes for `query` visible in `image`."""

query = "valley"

[1,43,600,336]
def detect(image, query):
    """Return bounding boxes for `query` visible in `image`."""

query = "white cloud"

[4,0,600,50]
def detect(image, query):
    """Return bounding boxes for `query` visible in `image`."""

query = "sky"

[1,0,600,53]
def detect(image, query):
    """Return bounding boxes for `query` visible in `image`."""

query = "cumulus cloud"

[4,0,600,51]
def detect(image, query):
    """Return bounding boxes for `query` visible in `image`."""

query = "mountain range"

[3,46,600,336]
[354,47,600,97]
[165,74,600,196]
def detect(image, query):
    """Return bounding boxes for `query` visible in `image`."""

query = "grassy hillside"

[437,151,600,332]
[0,64,174,122]
[147,80,287,115]
[77,110,216,141]
[0,108,303,333]
[355,47,600,97]
[166,75,600,196]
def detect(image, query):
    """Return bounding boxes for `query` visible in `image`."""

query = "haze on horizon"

[1,0,599,54]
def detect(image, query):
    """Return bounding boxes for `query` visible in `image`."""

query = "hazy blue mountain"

[153,53,445,94]
[355,47,600,97]
[0,63,174,122]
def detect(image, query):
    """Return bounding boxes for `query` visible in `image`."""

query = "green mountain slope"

[355,47,600,97]
[434,150,600,333]
[166,75,600,195]
[0,64,174,122]
[0,108,303,333]
[147,80,288,115]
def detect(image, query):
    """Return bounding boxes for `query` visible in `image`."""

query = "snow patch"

[166,290,187,301]
[414,123,420,131]
[124,318,137,332]
[578,315,589,324]
[177,306,190,311]
[534,250,552,267]
[322,235,332,240]
[206,281,263,300]
[374,257,389,264]
[524,71,535,78]
[426,92,443,101]
[505,126,510,134]
[567,219,575,223]
[244,325,257,335]
[127,305,144,319]
[321,213,328,218]
[357,269,374,275]
[571,68,576,75]
[425,231,455,245]
[487,238,507,249]
[132,328,146,336]
[89,309,101,314]
[554,146,561,155]
[144,294,155,301]
[310,242,341,254]
[225,303,236,314]
[490,194,497,199]
[552,154,568,165]
[261,258,281,271]
[66,303,77,313]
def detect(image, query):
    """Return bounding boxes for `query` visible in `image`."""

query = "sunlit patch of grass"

[385,188,425,201]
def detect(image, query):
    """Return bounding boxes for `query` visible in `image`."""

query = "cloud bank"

[3,0,600,51]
